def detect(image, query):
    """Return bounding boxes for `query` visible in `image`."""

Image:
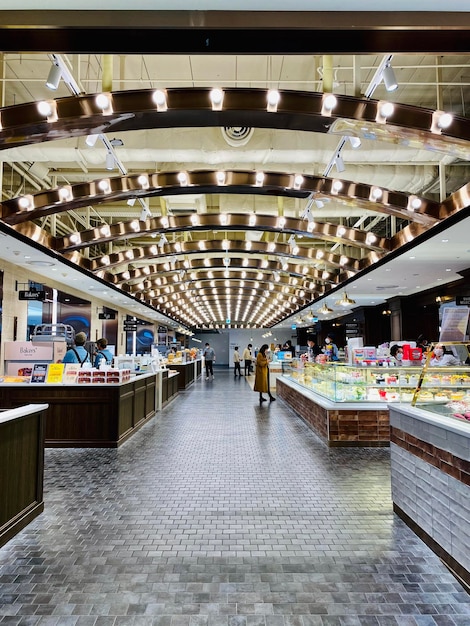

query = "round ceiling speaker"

[221,126,254,147]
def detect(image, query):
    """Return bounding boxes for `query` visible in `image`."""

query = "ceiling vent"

[221,126,254,147]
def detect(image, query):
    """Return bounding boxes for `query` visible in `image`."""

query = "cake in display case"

[282,359,470,404]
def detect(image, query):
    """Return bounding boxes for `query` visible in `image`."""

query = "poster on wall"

[439,307,470,342]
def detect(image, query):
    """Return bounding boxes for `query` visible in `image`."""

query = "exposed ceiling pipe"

[102,55,113,93]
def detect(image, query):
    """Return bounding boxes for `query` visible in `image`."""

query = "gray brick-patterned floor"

[1,370,469,625]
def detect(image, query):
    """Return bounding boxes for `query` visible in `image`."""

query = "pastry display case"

[282,359,470,404]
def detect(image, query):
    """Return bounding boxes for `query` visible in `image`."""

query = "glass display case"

[282,359,470,404]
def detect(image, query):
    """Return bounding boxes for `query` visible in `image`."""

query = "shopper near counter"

[254,344,275,403]
[416,334,429,353]
[62,331,91,366]
[322,333,339,361]
[306,334,322,362]
[203,342,216,380]
[390,344,404,365]
[94,338,113,368]
[233,346,242,378]
[282,339,295,357]
[429,343,461,366]
[242,343,254,375]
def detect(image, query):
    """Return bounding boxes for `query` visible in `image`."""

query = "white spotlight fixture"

[127,197,137,207]
[349,136,362,149]
[376,101,395,124]
[431,110,454,134]
[293,174,304,190]
[95,93,113,115]
[85,134,99,147]
[255,171,265,186]
[321,93,337,116]
[46,63,61,90]
[105,152,115,171]
[152,89,168,112]
[210,88,224,111]
[267,90,280,113]
[335,155,345,173]
[382,64,398,92]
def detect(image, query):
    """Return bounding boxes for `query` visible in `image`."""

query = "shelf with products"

[282,359,470,404]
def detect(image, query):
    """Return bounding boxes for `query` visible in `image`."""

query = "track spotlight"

[383,64,398,92]
[105,152,115,171]
[46,63,61,90]
[127,197,136,206]
[85,134,99,147]
[348,136,361,149]
[335,155,345,173]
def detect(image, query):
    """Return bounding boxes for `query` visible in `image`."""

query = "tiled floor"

[1,370,470,625]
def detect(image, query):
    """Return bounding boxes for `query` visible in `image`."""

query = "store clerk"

[429,344,461,366]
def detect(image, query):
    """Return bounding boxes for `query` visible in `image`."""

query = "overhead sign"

[123,319,137,331]
[19,290,46,301]
[456,296,470,306]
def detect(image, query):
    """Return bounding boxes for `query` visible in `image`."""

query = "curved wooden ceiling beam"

[1,168,441,228]
[0,88,468,158]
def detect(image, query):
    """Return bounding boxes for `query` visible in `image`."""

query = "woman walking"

[254,344,276,403]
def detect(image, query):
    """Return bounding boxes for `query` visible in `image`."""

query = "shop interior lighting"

[382,64,398,92]
[335,292,356,306]
[45,63,61,90]
[152,89,168,111]
[105,152,115,171]
[267,90,280,113]
[335,155,345,173]
[210,88,224,111]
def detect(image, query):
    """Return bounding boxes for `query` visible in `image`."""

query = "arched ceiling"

[0,42,470,330]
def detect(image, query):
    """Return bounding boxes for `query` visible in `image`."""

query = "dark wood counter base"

[0,405,47,548]
[0,374,157,448]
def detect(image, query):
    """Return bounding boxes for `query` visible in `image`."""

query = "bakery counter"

[0,403,48,547]
[169,359,201,390]
[277,376,389,447]
[0,372,158,448]
[390,403,470,588]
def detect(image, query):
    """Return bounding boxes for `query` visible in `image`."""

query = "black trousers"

[234,362,241,376]
[205,360,214,377]
[244,359,252,375]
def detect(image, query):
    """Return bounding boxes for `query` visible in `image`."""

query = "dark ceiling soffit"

[0,220,164,319]
[0,11,470,53]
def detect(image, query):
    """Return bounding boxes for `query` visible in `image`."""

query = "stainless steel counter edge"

[0,403,49,425]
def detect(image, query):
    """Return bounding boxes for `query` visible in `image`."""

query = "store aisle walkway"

[1,370,470,625]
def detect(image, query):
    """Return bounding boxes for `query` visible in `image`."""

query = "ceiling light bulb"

[294,174,304,189]
[370,186,383,200]
[267,89,280,112]
[332,180,343,193]
[95,93,112,113]
[376,101,395,123]
[137,174,149,189]
[431,110,454,134]
[249,214,257,226]
[152,89,168,111]
[255,171,265,186]
[98,180,110,193]
[210,88,224,110]
[37,100,53,117]
[321,94,337,116]
[216,171,226,185]
[177,171,188,186]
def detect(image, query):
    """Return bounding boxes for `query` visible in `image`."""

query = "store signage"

[99,312,116,320]
[456,296,470,306]
[18,289,45,301]
[123,320,137,332]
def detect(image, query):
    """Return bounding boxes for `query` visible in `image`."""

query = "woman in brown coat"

[254,344,275,403]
